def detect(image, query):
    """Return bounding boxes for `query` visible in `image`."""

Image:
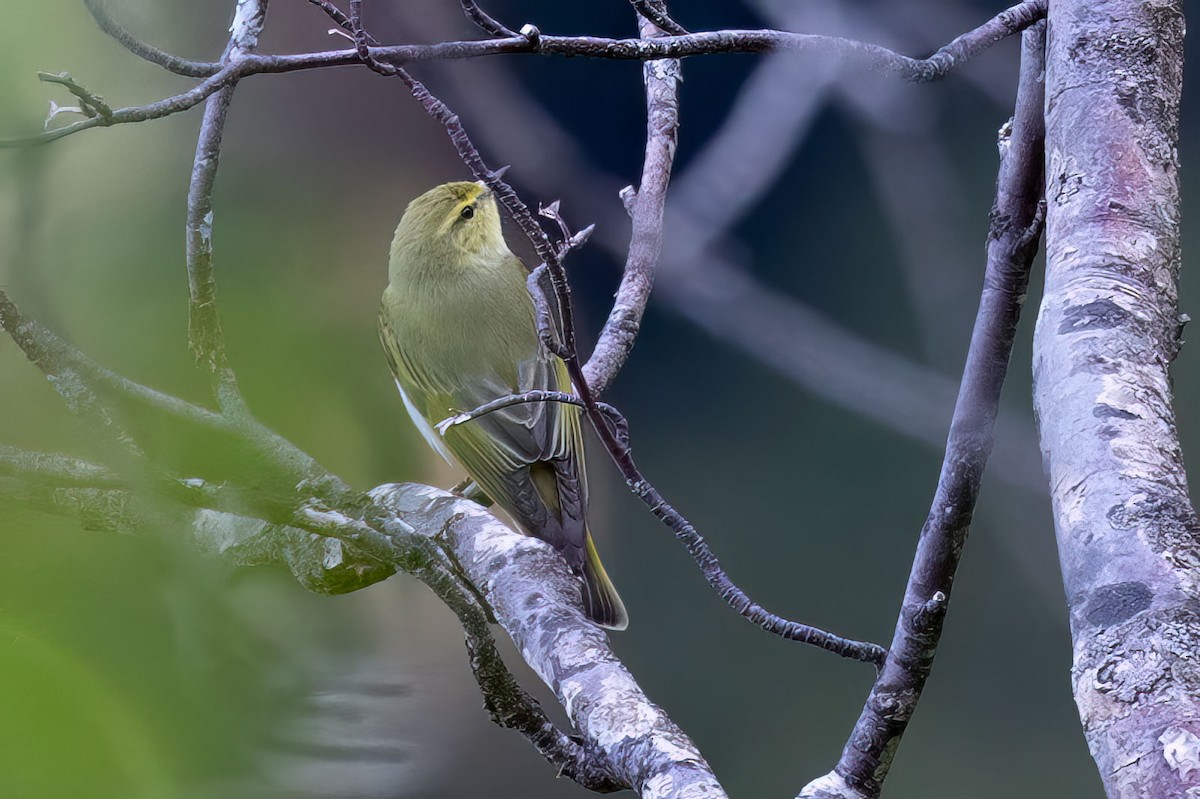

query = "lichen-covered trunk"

[1033,1,1200,796]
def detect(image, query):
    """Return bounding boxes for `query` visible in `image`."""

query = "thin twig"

[460,0,518,38]
[583,8,681,396]
[800,22,1048,799]
[83,0,218,77]
[631,0,689,36]
[36,72,114,122]
[305,0,379,45]
[187,0,269,406]
[1,0,1046,147]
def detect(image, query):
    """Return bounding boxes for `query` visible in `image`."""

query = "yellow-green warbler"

[379,181,627,630]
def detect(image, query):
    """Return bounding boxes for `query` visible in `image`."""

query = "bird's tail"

[582,533,628,630]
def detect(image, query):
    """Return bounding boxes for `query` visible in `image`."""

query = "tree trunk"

[1034,1,1200,796]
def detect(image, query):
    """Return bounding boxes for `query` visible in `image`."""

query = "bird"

[378,180,627,630]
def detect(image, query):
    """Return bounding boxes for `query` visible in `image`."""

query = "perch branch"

[373,484,725,798]
[414,539,625,792]
[800,22,1047,799]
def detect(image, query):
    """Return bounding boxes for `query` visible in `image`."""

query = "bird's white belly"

[394,378,455,465]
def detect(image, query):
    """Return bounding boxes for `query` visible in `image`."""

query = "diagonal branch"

[0,291,145,466]
[373,484,725,797]
[800,21,1047,799]
[583,8,681,396]
[416,545,625,792]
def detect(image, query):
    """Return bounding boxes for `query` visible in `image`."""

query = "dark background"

[1,2,1194,797]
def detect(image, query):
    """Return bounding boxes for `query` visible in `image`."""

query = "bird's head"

[390,181,507,277]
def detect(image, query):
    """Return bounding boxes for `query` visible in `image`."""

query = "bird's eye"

[460,205,475,219]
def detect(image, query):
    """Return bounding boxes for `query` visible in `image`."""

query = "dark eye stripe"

[460,205,475,219]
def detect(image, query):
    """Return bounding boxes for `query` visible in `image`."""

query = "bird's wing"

[379,314,587,564]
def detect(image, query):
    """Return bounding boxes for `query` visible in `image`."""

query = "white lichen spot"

[554,629,610,672]
[229,0,263,52]
[588,673,659,750]
[322,537,346,569]
[801,771,864,799]
[652,735,702,765]
[1161,726,1200,781]
[559,675,586,720]
[469,524,543,569]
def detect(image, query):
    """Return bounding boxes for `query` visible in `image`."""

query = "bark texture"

[372,483,727,799]
[1034,1,1200,796]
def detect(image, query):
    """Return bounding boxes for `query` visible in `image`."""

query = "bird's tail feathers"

[581,534,628,631]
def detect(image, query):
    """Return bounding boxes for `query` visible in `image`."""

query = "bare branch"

[373,484,726,798]
[83,0,218,77]
[630,0,689,37]
[36,71,114,122]
[0,446,122,489]
[583,10,681,396]
[460,0,518,39]
[800,22,1047,798]
[415,537,625,792]
[1,0,1045,147]
[186,0,268,403]
[305,0,378,45]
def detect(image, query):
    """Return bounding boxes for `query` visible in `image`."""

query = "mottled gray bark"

[1033,1,1200,796]
[372,484,727,799]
